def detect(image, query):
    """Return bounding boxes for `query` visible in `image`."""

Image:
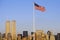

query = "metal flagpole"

[33,3,35,32]
[33,2,35,40]
[32,2,45,40]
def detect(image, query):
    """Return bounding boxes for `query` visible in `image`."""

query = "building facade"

[11,20,16,40]
[5,21,10,38]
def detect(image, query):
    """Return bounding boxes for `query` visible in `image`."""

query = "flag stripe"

[34,3,39,7]
[34,3,45,12]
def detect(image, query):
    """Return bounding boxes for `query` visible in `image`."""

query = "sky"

[0,0,60,34]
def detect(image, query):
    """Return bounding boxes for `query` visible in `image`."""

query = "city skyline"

[0,0,60,34]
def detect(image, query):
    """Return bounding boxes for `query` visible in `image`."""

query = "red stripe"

[35,4,45,12]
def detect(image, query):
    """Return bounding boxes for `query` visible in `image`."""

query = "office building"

[17,34,22,40]
[31,32,35,40]
[7,33,12,40]
[2,33,6,38]
[5,21,10,38]
[22,36,27,40]
[47,31,55,40]
[35,30,44,40]
[0,33,2,40]
[2,33,7,40]
[23,31,28,37]
[57,33,60,40]
[11,20,16,40]
[28,35,32,40]
[54,35,57,40]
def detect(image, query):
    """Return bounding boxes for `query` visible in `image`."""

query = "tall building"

[7,33,12,40]
[31,32,35,40]
[23,31,28,37]
[0,33,2,40]
[22,37,27,40]
[28,35,32,40]
[57,33,60,40]
[11,20,16,40]
[35,30,46,40]
[2,33,6,40]
[2,33,5,38]
[5,21,10,38]
[17,34,22,40]
[54,35,57,40]
[47,31,55,40]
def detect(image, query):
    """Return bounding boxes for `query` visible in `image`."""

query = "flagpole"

[32,2,45,40]
[33,3,35,32]
[33,2,35,40]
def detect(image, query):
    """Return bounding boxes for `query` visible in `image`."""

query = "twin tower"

[5,20,16,40]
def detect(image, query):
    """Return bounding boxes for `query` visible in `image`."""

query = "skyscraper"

[31,32,35,40]
[23,31,28,37]
[5,21,10,38]
[57,33,60,40]
[17,34,22,40]
[7,33,12,40]
[0,33,2,40]
[54,35,57,40]
[35,30,44,40]
[11,20,16,40]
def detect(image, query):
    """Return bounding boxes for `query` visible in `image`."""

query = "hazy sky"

[0,0,60,34]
